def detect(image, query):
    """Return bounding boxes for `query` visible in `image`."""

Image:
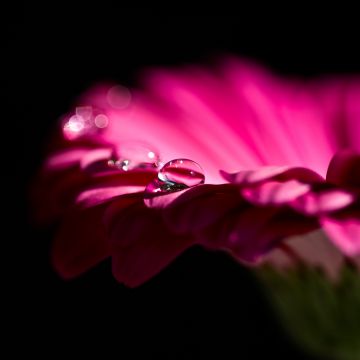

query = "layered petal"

[264,230,345,281]
[322,215,360,256]
[51,202,110,279]
[104,195,196,287]
[326,150,360,188]
[200,206,317,263]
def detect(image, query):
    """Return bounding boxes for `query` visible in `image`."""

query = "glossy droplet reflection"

[108,142,160,171]
[63,106,109,140]
[159,159,205,187]
[145,159,205,196]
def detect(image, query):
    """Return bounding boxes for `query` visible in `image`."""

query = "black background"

[5,7,360,359]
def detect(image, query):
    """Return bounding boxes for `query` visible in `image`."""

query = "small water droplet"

[108,142,161,171]
[145,159,205,196]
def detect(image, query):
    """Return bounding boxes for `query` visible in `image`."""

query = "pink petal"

[162,184,242,234]
[143,186,188,209]
[86,170,157,188]
[241,180,311,205]
[292,190,354,216]
[221,166,323,185]
[51,204,110,279]
[103,193,144,242]
[76,186,145,208]
[70,170,157,211]
[32,169,88,224]
[143,68,263,173]
[200,206,317,263]
[344,81,360,152]
[222,58,335,175]
[45,148,89,171]
[106,199,195,287]
[264,230,345,281]
[221,166,290,184]
[101,89,226,184]
[80,147,114,174]
[322,216,360,256]
[326,150,360,188]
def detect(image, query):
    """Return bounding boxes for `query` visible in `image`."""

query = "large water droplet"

[145,159,205,196]
[158,159,205,187]
[108,142,160,171]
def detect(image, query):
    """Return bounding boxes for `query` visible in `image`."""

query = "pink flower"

[36,58,360,286]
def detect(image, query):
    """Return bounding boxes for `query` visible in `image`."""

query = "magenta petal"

[143,187,188,209]
[221,166,323,185]
[242,180,311,205]
[200,206,317,263]
[76,186,145,208]
[222,58,335,175]
[220,166,290,184]
[345,82,360,152]
[264,230,345,280]
[102,194,147,254]
[200,206,279,262]
[44,148,89,171]
[322,216,360,256]
[80,148,113,174]
[107,200,195,287]
[32,169,88,224]
[163,184,241,234]
[291,190,354,216]
[51,204,110,279]
[326,150,360,188]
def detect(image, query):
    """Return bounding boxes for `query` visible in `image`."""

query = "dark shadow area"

[5,8,359,359]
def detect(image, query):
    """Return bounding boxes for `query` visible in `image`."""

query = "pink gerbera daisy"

[34,58,360,287]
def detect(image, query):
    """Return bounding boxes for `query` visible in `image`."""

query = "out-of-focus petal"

[199,206,317,263]
[326,150,360,188]
[161,184,241,234]
[344,82,360,152]
[32,169,88,224]
[222,58,335,175]
[105,197,195,287]
[45,148,90,171]
[322,216,360,256]
[221,166,323,185]
[264,230,345,281]
[76,186,145,208]
[291,189,355,216]
[51,203,110,279]
[241,180,311,206]
[143,187,189,209]
[80,147,114,174]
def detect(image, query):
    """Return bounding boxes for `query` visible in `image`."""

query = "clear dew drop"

[107,142,161,171]
[158,159,205,187]
[145,159,205,196]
